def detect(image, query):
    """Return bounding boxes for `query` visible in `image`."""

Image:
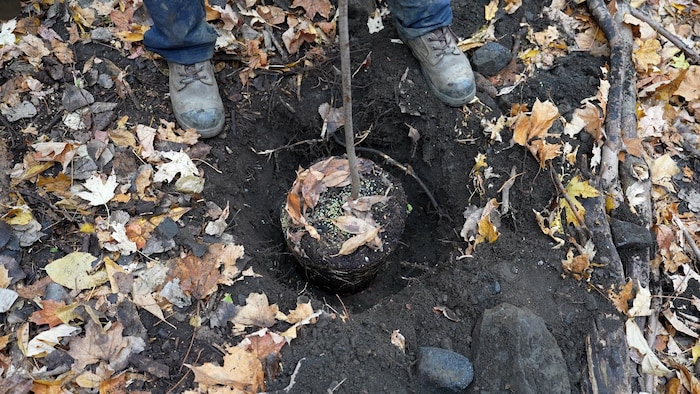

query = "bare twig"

[252,138,325,158]
[628,7,700,64]
[673,215,700,262]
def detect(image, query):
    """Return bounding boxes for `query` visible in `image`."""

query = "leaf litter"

[0,0,698,391]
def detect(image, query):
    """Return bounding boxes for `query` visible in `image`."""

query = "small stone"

[471,42,512,76]
[0,221,12,249]
[609,218,653,249]
[45,283,70,303]
[62,84,95,112]
[157,217,179,239]
[90,27,113,43]
[417,346,474,392]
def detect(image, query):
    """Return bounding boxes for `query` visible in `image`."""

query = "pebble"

[90,27,112,43]
[45,283,70,303]
[157,217,179,239]
[471,42,512,76]
[417,346,474,392]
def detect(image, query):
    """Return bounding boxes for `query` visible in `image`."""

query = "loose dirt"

[4,0,623,392]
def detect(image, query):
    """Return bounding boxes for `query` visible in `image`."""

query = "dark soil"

[4,0,619,392]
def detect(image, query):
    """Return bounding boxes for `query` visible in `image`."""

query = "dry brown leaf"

[633,38,661,71]
[231,293,279,328]
[336,226,381,256]
[68,320,145,370]
[284,301,314,324]
[172,253,221,300]
[241,329,286,366]
[256,5,286,25]
[674,65,700,101]
[512,99,559,146]
[332,215,377,234]
[291,0,332,19]
[188,345,265,392]
[32,142,78,171]
[206,243,246,286]
[282,17,318,55]
[562,248,591,280]
[609,280,634,315]
[29,300,67,328]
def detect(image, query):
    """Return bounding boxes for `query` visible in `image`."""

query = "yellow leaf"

[79,223,95,233]
[692,340,700,363]
[4,206,34,226]
[565,175,600,198]
[476,215,499,244]
[484,0,498,21]
[45,252,108,290]
[633,38,661,71]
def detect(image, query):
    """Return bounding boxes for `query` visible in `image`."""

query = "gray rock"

[62,84,95,112]
[90,27,113,43]
[157,217,179,239]
[473,303,570,393]
[417,346,474,392]
[45,283,70,303]
[609,218,653,249]
[471,42,512,76]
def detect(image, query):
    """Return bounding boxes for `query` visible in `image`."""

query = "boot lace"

[427,27,459,55]
[178,64,211,86]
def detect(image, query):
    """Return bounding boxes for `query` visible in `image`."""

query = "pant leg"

[142,0,217,64]
[385,0,452,39]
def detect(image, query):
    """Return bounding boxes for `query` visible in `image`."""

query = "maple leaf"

[512,99,559,146]
[291,0,332,20]
[282,17,318,55]
[153,151,199,183]
[560,176,599,226]
[633,38,661,71]
[76,174,118,206]
[68,320,145,371]
[171,253,221,300]
[29,300,67,328]
[231,292,280,329]
[187,345,265,392]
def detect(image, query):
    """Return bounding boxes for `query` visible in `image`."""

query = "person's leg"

[384,0,452,40]
[142,0,224,137]
[385,0,475,107]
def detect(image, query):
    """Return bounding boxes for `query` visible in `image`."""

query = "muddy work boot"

[400,26,476,107]
[168,61,225,138]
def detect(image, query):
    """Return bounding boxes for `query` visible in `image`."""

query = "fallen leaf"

[171,253,221,300]
[231,292,279,328]
[291,0,332,20]
[650,154,679,191]
[609,280,634,315]
[153,150,199,183]
[626,318,671,376]
[76,174,118,206]
[336,226,381,255]
[391,330,405,353]
[674,65,700,101]
[187,345,265,392]
[29,300,67,328]
[45,252,108,290]
[68,320,145,370]
[26,324,80,358]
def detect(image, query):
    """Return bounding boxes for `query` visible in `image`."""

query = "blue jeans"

[386,0,452,39]
[142,0,451,63]
[142,0,217,64]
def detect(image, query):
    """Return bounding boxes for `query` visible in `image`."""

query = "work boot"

[399,26,476,107]
[168,61,225,138]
